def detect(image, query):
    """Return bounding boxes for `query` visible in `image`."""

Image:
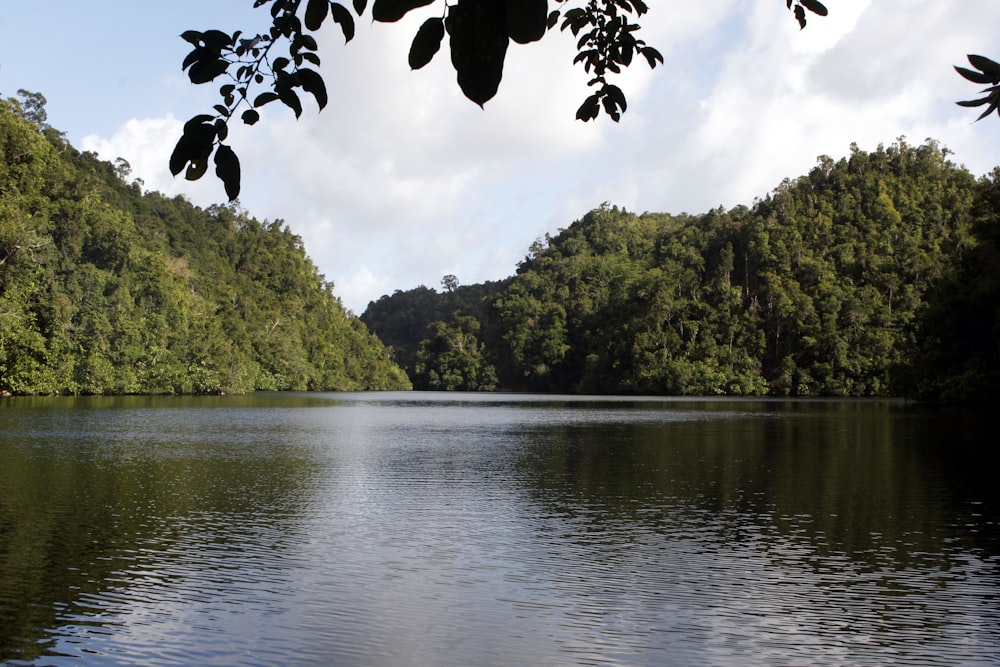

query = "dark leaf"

[599,84,626,121]
[957,96,993,108]
[214,118,229,141]
[285,14,304,37]
[213,104,230,117]
[298,68,329,110]
[546,10,560,29]
[449,0,509,107]
[575,93,600,121]
[300,34,319,51]
[169,138,189,176]
[305,0,329,30]
[602,94,621,122]
[214,144,242,200]
[354,0,367,13]
[968,54,1000,79]
[977,102,1000,121]
[409,17,446,69]
[184,114,217,132]
[273,56,290,71]
[618,42,634,66]
[254,91,280,107]
[604,83,627,114]
[170,116,217,176]
[277,84,304,118]
[506,0,547,44]
[561,9,589,36]
[800,0,828,17]
[188,58,230,84]
[182,46,214,71]
[201,30,233,51]
[955,66,996,85]
[372,0,435,23]
[794,5,806,29]
[185,157,209,181]
[640,45,663,68]
[169,135,196,176]
[180,30,204,46]
[330,3,356,42]
[242,109,261,125]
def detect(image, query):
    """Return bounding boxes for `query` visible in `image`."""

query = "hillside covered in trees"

[0,95,409,395]
[363,140,1000,401]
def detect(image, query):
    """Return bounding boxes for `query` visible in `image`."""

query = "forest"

[4,87,998,400]
[0,95,409,395]
[363,139,1000,401]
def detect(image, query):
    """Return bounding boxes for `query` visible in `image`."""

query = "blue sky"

[4,0,1000,313]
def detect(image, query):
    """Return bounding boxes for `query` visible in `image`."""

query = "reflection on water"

[0,393,997,666]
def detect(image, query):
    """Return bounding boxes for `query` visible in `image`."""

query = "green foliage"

[0,101,409,395]
[413,316,498,390]
[903,168,1000,402]
[361,279,507,382]
[364,140,991,398]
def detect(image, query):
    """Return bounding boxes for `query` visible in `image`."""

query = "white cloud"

[80,0,1000,313]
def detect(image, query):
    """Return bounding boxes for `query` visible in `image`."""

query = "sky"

[3,0,1000,313]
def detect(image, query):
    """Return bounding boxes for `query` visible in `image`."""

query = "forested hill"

[363,140,1000,400]
[0,97,410,395]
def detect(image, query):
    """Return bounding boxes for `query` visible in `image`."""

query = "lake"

[0,392,997,666]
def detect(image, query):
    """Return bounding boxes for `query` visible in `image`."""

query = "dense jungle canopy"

[4,88,998,401]
[0,96,410,395]
[363,139,1000,401]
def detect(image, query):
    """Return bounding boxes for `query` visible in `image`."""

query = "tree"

[0,102,411,395]
[413,316,498,391]
[361,141,979,396]
[12,89,48,129]
[172,0,828,199]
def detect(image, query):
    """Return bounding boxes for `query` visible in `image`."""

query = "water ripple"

[1,395,998,666]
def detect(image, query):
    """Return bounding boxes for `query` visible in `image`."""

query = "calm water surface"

[0,392,997,666]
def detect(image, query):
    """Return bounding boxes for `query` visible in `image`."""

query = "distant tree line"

[362,279,507,390]
[363,139,1000,401]
[0,93,409,395]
